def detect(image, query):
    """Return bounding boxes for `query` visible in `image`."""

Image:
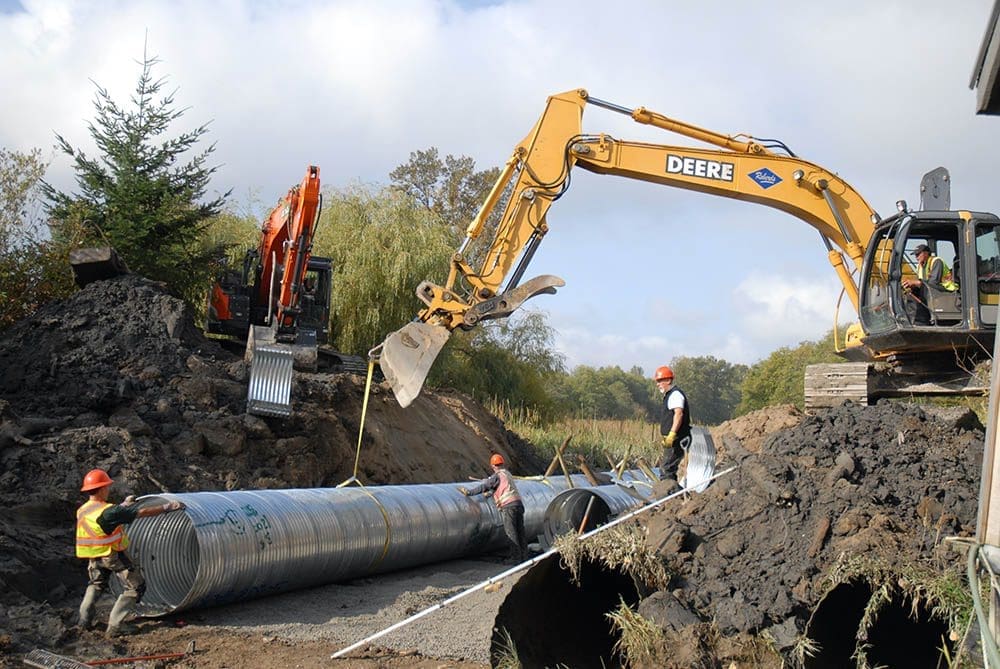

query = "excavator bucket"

[69,246,129,288]
[245,324,321,417]
[245,325,294,417]
[379,321,451,407]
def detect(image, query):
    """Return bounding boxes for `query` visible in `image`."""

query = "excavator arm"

[255,165,322,336]
[380,88,881,406]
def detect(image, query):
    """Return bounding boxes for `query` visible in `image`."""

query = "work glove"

[164,500,186,512]
[661,432,677,448]
[121,495,136,507]
[458,487,470,496]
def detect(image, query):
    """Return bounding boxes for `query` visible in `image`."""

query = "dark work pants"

[659,433,691,480]
[499,502,526,562]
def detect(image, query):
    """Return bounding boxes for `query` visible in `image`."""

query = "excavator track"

[318,347,384,380]
[804,359,990,411]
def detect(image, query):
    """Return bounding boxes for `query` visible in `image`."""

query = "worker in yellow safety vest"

[902,244,958,325]
[458,454,526,564]
[75,468,186,638]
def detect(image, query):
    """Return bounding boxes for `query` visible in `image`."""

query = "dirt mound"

[644,400,984,657]
[0,275,545,661]
[709,403,804,455]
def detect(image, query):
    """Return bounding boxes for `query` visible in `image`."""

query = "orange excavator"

[207,166,334,417]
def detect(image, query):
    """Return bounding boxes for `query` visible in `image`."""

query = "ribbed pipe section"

[122,475,607,616]
[683,427,716,493]
[246,325,294,417]
[539,485,648,549]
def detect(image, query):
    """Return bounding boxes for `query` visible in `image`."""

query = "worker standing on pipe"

[459,454,526,563]
[655,365,691,481]
[75,468,185,638]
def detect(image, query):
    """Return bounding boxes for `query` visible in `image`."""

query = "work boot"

[105,622,140,638]
[77,585,100,631]
[105,594,138,639]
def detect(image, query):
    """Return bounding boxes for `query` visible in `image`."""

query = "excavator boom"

[379,89,885,407]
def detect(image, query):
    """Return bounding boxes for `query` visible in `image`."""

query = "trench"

[804,580,954,668]
[490,554,639,669]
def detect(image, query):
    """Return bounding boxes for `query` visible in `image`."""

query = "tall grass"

[488,399,662,468]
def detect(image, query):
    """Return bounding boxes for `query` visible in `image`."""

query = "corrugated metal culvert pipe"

[539,485,649,549]
[122,474,627,616]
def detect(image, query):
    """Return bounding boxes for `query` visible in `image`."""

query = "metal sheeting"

[681,427,717,493]
[123,475,605,616]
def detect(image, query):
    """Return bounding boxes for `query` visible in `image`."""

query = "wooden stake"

[544,435,573,478]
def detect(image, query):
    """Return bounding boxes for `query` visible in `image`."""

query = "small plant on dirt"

[790,633,821,667]
[554,522,670,591]
[606,596,666,668]
[492,627,522,669]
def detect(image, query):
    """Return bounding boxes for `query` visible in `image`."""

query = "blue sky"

[3,0,999,376]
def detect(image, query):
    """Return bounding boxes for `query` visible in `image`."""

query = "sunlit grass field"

[488,400,663,471]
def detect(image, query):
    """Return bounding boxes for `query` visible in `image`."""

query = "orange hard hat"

[490,454,505,467]
[654,365,674,382]
[80,468,113,492]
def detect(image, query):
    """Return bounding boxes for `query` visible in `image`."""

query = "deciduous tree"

[667,356,748,425]
[738,330,842,413]
[0,147,76,329]
[389,147,500,237]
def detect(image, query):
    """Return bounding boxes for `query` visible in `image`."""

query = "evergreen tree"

[42,53,228,301]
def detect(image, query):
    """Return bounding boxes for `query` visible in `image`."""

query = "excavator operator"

[655,365,691,481]
[902,244,958,325]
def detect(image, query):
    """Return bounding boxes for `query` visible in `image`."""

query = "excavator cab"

[857,208,999,362]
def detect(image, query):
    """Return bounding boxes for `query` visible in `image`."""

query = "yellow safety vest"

[493,470,522,509]
[76,500,129,558]
[918,256,958,292]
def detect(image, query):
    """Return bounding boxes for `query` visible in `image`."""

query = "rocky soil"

[0,273,989,668]
[644,401,984,666]
[0,275,543,667]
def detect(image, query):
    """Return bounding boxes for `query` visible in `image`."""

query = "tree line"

[0,56,843,426]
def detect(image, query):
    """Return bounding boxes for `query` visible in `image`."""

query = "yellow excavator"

[377,88,998,410]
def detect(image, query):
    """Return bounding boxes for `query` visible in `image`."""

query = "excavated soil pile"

[0,273,989,667]
[0,274,544,661]
[643,401,984,661]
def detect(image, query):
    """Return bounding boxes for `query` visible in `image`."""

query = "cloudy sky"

[3,0,999,376]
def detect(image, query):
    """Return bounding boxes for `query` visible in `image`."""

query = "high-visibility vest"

[918,256,958,292]
[493,469,522,509]
[76,500,129,558]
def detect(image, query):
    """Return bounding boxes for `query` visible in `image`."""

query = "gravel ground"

[171,557,521,665]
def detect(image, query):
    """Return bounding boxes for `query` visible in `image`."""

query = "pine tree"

[42,52,228,300]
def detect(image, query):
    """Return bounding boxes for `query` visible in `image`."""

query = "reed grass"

[488,399,662,468]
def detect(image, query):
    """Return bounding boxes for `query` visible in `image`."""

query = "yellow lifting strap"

[336,356,392,569]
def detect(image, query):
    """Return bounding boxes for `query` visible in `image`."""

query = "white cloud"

[2,0,997,373]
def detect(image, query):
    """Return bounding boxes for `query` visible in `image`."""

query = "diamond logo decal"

[749,168,782,189]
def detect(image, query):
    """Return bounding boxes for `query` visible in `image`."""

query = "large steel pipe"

[122,475,609,616]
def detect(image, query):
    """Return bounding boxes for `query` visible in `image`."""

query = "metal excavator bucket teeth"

[380,321,451,408]
[245,325,294,417]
